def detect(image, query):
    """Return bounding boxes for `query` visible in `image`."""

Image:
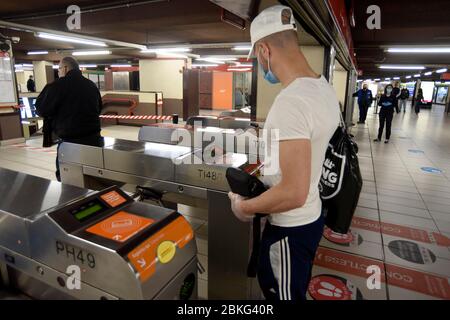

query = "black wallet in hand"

[226,167,267,278]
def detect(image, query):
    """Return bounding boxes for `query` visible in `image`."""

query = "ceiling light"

[110,64,131,67]
[27,51,49,55]
[156,53,188,59]
[232,46,252,51]
[379,65,425,70]
[414,74,421,78]
[192,64,219,68]
[227,68,252,72]
[393,77,400,80]
[73,50,111,56]
[424,71,433,76]
[37,32,107,47]
[385,78,391,80]
[387,47,450,53]
[236,63,253,67]
[141,47,191,53]
[436,68,448,73]
[198,57,238,62]
[196,58,225,65]
[79,64,97,68]
[406,76,412,79]
[374,78,380,81]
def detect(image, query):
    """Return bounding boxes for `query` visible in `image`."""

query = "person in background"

[227,5,340,301]
[27,75,36,92]
[374,84,399,144]
[36,56,104,181]
[415,88,424,115]
[399,86,410,112]
[392,81,401,111]
[352,83,373,124]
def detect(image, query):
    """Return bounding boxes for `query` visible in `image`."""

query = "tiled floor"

[314,104,450,300]
[2,105,450,300]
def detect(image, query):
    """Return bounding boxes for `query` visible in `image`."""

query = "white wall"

[16,70,34,93]
[32,61,53,92]
[256,46,325,119]
[332,70,348,109]
[139,59,185,99]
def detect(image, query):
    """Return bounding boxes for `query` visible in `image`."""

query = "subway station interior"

[0,0,450,301]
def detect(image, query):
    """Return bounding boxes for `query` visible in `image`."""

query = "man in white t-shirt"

[228,5,340,300]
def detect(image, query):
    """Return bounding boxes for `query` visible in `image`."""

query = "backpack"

[319,116,363,234]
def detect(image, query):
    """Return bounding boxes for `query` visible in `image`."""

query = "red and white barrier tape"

[11,144,57,154]
[100,114,173,120]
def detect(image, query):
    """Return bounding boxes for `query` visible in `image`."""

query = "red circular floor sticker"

[308,275,352,300]
[323,227,364,247]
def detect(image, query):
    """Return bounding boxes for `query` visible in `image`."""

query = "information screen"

[71,200,106,222]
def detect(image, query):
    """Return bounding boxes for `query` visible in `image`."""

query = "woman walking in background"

[415,89,424,115]
[374,84,399,144]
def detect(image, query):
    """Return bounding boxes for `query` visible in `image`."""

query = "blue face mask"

[260,52,280,84]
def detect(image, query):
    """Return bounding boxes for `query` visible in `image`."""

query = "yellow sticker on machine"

[157,241,176,264]
[127,216,193,282]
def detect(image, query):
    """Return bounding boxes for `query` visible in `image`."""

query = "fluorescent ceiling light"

[227,68,252,72]
[232,46,252,51]
[236,63,253,67]
[73,50,111,56]
[192,64,219,68]
[406,76,412,79]
[374,78,381,81]
[37,32,107,47]
[27,51,48,55]
[388,47,450,53]
[393,77,400,80]
[141,47,191,53]
[15,64,33,69]
[424,71,433,76]
[436,68,448,73]
[79,64,97,68]
[414,74,421,78]
[198,57,238,62]
[385,78,391,80]
[196,58,225,64]
[379,65,425,70]
[110,64,131,67]
[156,52,188,59]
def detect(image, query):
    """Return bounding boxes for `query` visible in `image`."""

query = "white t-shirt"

[262,76,340,227]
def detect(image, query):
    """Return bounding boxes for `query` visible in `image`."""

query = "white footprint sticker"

[318,282,343,298]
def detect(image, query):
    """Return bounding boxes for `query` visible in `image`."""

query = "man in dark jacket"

[27,75,36,92]
[352,83,373,124]
[399,87,410,112]
[374,84,399,144]
[36,57,104,181]
[392,82,401,111]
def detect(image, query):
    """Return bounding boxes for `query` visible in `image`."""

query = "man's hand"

[228,192,254,222]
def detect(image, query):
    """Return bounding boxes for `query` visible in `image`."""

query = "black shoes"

[373,138,380,142]
[384,140,389,144]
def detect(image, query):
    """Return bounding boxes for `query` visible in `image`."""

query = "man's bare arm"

[241,139,311,215]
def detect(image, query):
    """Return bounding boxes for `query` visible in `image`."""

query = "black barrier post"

[172,114,179,124]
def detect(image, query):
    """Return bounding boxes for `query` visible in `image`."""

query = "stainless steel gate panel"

[103,139,192,180]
